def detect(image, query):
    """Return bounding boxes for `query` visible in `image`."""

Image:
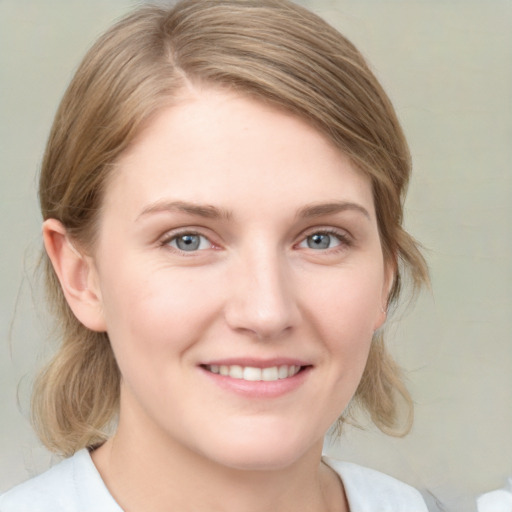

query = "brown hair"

[34,0,428,456]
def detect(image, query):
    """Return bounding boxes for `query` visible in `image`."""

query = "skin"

[44,86,392,512]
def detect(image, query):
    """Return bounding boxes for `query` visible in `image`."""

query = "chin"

[213,450,306,472]
[199,429,322,472]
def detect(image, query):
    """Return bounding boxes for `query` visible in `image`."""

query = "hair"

[34,0,428,456]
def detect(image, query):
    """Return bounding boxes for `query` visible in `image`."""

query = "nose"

[224,246,300,340]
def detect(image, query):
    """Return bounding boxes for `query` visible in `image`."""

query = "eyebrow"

[296,201,371,220]
[137,200,232,221]
[136,200,370,222]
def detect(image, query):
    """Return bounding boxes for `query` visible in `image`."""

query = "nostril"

[223,258,301,339]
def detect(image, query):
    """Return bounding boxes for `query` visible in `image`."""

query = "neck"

[92,409,347,512]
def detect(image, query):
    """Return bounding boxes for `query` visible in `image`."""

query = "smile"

[203,364,303,382]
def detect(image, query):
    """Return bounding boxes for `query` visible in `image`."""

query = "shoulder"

[323,457,428,512]
[0,449,122,512]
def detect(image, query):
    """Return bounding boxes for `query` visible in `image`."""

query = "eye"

[298,231,346,250]
[166,233,212,252]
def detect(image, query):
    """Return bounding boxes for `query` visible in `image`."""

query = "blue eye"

[299,232,343,250]
[168,233,211,252]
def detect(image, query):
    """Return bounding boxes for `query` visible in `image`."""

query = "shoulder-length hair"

[34,0,428,456]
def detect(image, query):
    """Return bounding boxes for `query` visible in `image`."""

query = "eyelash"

[159,227,352,255]
[160,230,215,254]
[297,228,353,252]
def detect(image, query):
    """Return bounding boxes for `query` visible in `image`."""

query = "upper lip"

[199,357,312,368]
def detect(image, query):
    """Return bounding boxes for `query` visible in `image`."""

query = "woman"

[0,0,429,510]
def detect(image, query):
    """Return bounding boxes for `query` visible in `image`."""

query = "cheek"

[303,265,384,338]
[98,264,220,363]
[302,265,383,389]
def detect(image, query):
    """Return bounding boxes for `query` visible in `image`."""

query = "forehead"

[105,87,375,221]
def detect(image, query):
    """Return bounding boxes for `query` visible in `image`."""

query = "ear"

[374,259,396,331]
[42,218,107,332]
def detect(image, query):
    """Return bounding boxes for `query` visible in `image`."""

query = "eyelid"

[159,227,220,253]
[300,225,352,241]
[157,225,354,254]
[295,226,354,250]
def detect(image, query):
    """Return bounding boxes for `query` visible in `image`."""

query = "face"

[87,87,390,470]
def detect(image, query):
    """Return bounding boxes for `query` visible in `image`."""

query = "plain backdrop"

[1,1,511,511]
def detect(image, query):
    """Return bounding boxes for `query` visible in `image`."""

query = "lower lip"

[199,366,312,399]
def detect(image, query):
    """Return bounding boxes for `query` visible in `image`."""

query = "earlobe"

[373,305,388,332]
[42,219,107,332]
[374,261,395,331]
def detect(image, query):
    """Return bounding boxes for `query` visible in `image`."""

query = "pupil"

[177,234,200,251]
[308,233,329,249]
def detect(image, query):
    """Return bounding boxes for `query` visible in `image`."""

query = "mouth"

[199,359,312,397]
[200,364,309,382]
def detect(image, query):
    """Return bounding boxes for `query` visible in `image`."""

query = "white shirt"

[0,449,428,512]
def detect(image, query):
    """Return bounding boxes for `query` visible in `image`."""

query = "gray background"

[1,1,511,510]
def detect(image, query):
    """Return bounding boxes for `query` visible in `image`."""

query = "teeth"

[261,367,278,381]
[243,367,261,381]
[278,365,289,379]
[230,365,243,379]
[206,364,302,381]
